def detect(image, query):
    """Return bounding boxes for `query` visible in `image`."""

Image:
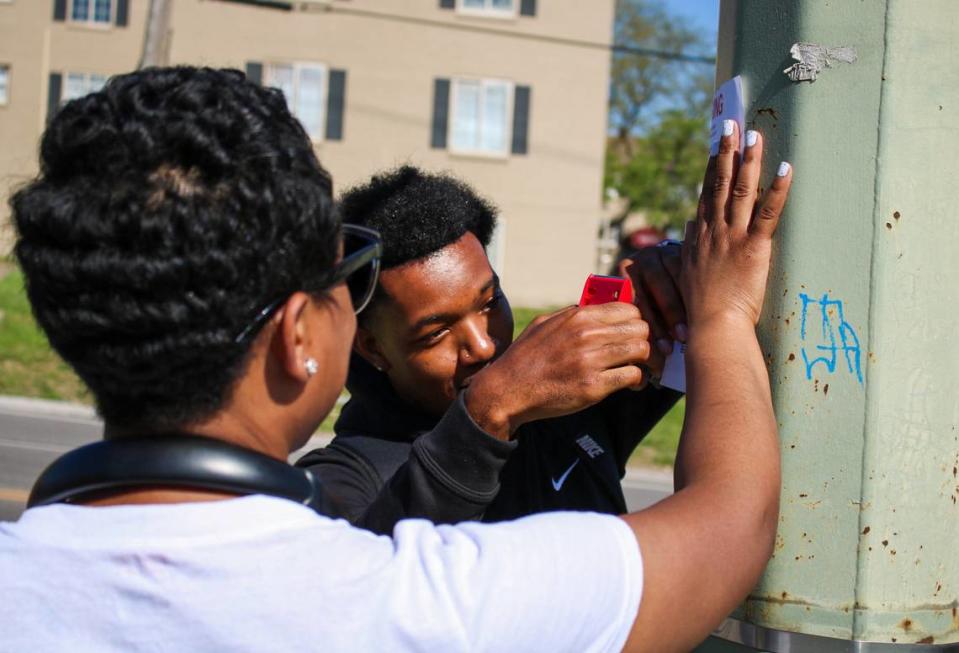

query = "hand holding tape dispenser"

[578,274,685,393]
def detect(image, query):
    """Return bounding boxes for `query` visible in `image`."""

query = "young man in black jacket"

[297,166,686,534]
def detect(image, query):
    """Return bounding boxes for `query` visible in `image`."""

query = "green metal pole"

[697,1,959,650]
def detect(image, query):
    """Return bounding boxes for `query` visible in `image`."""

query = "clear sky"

[661,0,719,52]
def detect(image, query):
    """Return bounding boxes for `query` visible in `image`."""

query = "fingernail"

[745,130,759,148]
[675,323,688,342]
[657,338,674,355]
[723,119,735,137]
[777,161,791,177]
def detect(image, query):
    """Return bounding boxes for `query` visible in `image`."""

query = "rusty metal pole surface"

[696,0,959,650]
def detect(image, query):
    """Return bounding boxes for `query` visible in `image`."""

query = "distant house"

[0,0,614,306]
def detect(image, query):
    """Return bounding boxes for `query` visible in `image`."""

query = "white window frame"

[448,77,514,158]
[68,0,114,27]
[0,65,9,106]
[62,71,109,105]
[456,0,517,19]
[264,62,328,143]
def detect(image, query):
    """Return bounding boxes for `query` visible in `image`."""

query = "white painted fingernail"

[745,130,759,147]
[777,161,791,177]
[723,119,735,137]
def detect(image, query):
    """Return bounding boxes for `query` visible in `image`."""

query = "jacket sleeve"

[296,393,517,536]
[597,385,683,477]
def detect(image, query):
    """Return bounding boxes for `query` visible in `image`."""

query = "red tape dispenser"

[578,274,634,307]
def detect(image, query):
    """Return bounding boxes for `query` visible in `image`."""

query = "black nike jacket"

[296,354,680,535]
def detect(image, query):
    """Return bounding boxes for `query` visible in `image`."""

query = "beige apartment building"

[0,0,614,305]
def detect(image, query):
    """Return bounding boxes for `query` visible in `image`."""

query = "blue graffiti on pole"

[798,292,863,385]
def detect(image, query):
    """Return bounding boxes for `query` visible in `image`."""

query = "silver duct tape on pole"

[713,618,959,653]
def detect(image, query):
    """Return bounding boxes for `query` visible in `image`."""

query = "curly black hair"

[339,165,496,270]
[11,66,340,431]
[339,165,497,322]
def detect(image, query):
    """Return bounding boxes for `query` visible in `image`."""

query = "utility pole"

[138,0,173,69]
[697,1,958,651]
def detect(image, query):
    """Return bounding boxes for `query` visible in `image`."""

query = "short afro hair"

[339,165,496,270]
[11,66,340,431]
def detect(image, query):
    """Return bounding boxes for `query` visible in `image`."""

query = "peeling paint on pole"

[783,43,858,83]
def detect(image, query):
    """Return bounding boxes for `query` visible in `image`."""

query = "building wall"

[0,0,145,251]
[0,1,55,251]
[0,0,614,306]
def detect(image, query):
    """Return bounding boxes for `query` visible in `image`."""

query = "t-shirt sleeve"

[388,512,643,653]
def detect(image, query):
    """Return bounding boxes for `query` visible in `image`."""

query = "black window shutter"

[115,0,129,26]
[520,0,536,16]
[430,78,450,149]
[245,62,263,85]
[511,85,531,155]
[53,0,67,21]
[47,72,63,123]
[439,0,455,8]
[325,69,346,141]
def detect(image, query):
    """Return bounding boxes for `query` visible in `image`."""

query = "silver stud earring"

[304,358,319,377]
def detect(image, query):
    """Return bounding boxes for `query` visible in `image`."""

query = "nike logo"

[551,459,580,491]
[575,434,605,459]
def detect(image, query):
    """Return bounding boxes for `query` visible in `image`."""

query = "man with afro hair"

[298,165,685,533]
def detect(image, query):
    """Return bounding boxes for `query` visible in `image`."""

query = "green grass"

[0,264,345,429]
[628,398,683,469]
[0,267,90,403]
[511,305,683,469]
[0,268,683,466]
[0,265,350,432]
[511,305,547,334]
[318,393,347,433]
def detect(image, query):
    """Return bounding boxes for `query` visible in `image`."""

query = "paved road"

[622,466,674,511]
[0,396,672,523]
[0,398,101,522]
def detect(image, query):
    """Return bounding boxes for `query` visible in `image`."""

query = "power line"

[215,1,716,65]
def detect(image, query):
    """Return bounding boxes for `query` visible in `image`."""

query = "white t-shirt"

[0,496,642,652]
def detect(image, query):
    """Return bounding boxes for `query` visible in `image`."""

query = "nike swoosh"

[551,459,580,491]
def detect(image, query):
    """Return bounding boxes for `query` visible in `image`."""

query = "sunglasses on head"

[234,224,382,345]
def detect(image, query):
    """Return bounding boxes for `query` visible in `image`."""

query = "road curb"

[622,466,673,493]
[0,395,98,421]
[0,395,676,493]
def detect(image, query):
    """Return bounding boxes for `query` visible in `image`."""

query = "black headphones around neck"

[27,434,332,514]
